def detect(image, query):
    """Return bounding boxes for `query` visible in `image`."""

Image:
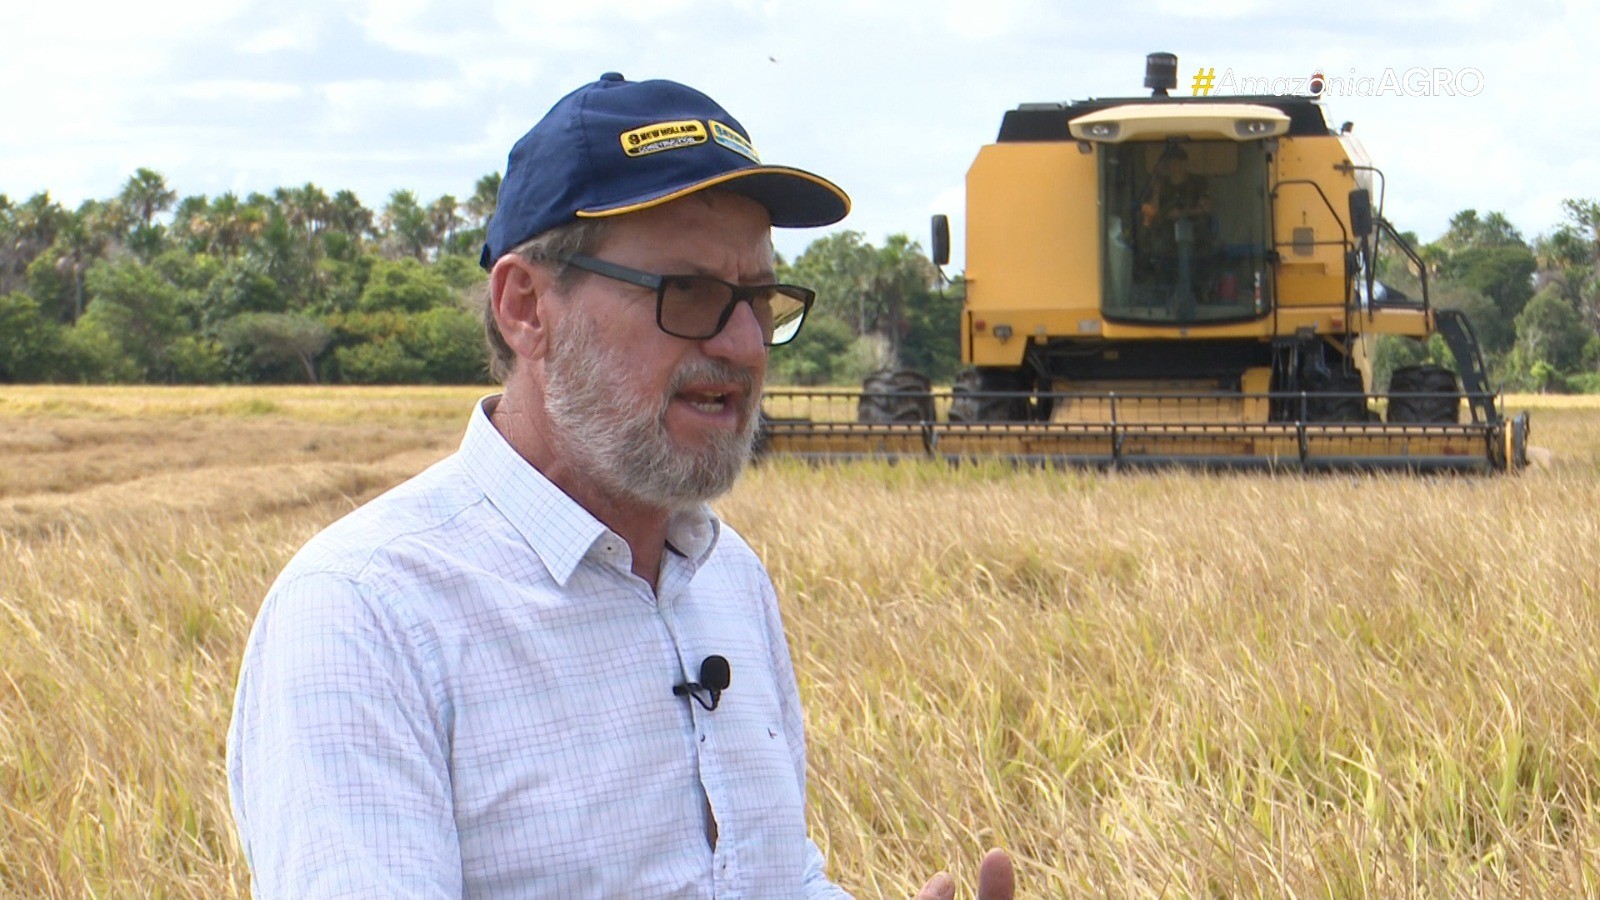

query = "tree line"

[1376,202,1600,393]
[0,169,956,387]
[2,167,1597,393]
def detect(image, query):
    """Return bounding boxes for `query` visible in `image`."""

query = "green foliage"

[220,312,333,383]
[335,339,428,384]
[59,316,141,383]
[0,293,68,381]
[900,279,964,384]
[18,172,1591,398]
[2,172,959,388]
[769,315,854,385]
[1415,204,1600,389]
[165,335,227,384]
[785,230,947,377]
[432,254,488,293]
[1436,209,1525,252]
[1438,244,1537,322]
[24,253,74,322]
[151,248,222,295]
[839,334,895,384]
[358,258,452,313]
[408,306,489,383]
[1436,284,1512,355]
[1566,371,1600,394]
[204,256,288,326]
[1514,288,1593,373]
[786,231,878,333]
[316,255,376,314]
[83,259,184,379]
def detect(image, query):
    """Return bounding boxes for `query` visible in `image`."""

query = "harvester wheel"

[948,368,1031,422]
[1305,372,1372,423]
[858,369,935,423]
[1387,365,1461,424]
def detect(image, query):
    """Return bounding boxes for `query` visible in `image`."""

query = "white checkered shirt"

[227,397,849,898]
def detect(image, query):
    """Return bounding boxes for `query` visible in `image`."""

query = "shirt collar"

[461,396,720,585]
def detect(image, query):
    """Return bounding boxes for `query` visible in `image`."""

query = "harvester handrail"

[1269,177,1353,321]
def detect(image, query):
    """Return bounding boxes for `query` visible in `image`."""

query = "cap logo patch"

[620,119,707,157]
[710,121,759,163]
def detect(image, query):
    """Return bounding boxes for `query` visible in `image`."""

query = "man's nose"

[702,298,768,367]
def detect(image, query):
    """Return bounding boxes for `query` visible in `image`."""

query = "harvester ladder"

[1434,308,1498,423]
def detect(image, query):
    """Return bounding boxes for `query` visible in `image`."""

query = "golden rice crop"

[1,386,1597,897]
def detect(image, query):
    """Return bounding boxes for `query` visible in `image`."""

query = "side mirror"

[930,214,950,266]
[1348,189,1373,239]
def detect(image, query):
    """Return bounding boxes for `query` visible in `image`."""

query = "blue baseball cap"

[480,73,851,270]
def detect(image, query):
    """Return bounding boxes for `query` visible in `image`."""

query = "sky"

[4,0,1597,270]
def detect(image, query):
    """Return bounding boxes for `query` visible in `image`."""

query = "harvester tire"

[1388,365,1461,424]
[948,368,1031,422]
[1305,372,1371,423]
[858,369,935,423]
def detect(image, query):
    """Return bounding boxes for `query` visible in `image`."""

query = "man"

[1137,146,1214,308]
[227,73,1013,899]
[1145,146,1211,231]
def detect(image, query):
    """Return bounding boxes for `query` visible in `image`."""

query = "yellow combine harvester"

[761,53,1529,472]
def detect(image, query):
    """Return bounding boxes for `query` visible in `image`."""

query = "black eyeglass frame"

[560,254,816,346]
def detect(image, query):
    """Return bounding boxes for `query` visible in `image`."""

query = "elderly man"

[227,73,1012,899]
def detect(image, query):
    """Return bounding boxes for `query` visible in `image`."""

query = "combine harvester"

[761,54,1529,472]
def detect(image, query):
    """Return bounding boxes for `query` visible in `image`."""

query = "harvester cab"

[760,54,1529,472]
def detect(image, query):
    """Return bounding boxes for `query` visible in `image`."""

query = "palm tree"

[327,190,374,246]
[206,192,267,257]
[468,172,501,230]
[276,183,333,306]
[119,168,177,230]
[172,195,212,252]
[382,190,434,261]
[428,194,461,256]
[54,201,114,321]
[3,193,68,297]
[0,194,15,295]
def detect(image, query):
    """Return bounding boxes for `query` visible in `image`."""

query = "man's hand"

[914,848,1014,900]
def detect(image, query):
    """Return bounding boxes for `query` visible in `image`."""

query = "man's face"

[540,192,774,512]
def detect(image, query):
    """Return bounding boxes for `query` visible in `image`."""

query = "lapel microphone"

[672,655,730,711]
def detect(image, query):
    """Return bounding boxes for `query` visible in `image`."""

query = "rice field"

[2,385,1598,897]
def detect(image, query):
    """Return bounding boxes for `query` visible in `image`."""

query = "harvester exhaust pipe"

[1145,52,1178,96]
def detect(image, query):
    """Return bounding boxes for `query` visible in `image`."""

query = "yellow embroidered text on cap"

[620,120,707,157]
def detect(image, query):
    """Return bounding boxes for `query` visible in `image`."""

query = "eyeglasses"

[561,254,816,346]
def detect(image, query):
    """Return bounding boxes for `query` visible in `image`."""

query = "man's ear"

[491,255,560,361]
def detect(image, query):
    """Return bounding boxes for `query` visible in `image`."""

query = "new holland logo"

[620,120,708,157]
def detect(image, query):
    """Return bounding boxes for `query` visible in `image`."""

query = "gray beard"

[542,309,760,513]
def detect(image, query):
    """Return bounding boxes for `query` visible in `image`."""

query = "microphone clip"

[673,654,731,711]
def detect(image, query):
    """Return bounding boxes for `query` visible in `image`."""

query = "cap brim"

[575,166,850,228]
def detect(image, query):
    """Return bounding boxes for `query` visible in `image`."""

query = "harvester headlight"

[1235,119,1274,137]
[993,324,1014,341]
[1085,122,1119,139]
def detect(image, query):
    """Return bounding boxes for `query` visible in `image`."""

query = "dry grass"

[2,386,1597,896]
